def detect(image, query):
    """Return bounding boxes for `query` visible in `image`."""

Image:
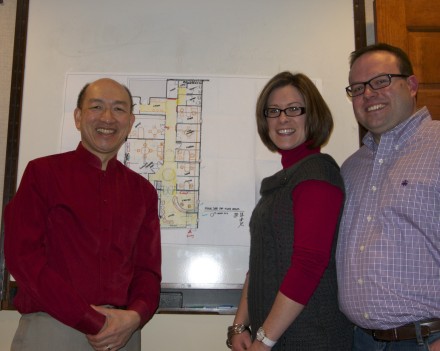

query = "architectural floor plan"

[125,79,205,229]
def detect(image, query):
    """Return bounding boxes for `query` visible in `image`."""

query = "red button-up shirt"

[4,143,161,335]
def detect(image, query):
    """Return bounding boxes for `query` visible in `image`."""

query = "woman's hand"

[230,331,252,351]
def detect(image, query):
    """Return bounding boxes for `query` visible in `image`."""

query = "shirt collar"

[362,106,430,151]
[75,142,119,171]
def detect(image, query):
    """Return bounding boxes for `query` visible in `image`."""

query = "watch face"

[256,327,277,347]
[256,327,265,341]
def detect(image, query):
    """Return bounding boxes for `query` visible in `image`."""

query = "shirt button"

[371,186,377,192]
[378,159,384,165]
[358,278,363,285]
[359,245,365,252]
[367,215,372,222]
[364,313,369,319]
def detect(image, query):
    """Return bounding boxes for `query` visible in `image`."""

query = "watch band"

[260,335,277,347]
[257,327,277,347]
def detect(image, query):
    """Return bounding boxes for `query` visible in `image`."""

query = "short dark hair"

[76,83,90,110]
[256,71,333,152]
[76,81,134,113]
[349,43,414,75]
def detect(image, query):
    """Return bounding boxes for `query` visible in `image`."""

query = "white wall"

[17,0,357,175]
[365,0,376,44]
[1,0,356,350]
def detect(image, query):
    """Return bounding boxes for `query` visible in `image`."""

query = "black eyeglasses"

[264,106,306,118]
[345,73,409,97]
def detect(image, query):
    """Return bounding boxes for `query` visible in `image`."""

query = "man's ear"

[407,75,419,98]
[74,108,81,130]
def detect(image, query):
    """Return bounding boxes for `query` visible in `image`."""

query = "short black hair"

[76,81,134,113]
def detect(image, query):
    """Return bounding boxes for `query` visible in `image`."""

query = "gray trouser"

[11,312,141,351]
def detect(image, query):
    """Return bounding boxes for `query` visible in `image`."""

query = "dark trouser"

[11,312,141,351]
[353,325,440,351]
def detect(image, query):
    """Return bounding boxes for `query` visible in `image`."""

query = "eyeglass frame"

[264,106,306,118]
[345,73,409,97]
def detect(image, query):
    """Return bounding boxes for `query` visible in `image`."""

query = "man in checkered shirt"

[336,43,440,351]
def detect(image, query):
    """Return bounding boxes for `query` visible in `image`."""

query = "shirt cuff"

[127,299,153,328]
[74,309,107,335]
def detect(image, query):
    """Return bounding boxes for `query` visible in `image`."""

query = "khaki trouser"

[11,312,141,351]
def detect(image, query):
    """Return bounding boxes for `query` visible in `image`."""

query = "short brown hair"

[349,43,414,76]
[256,71,333,152]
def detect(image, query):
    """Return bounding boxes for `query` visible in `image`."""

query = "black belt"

[361,319,440,341]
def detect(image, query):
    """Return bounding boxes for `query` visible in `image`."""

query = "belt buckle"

[420,325,431,338]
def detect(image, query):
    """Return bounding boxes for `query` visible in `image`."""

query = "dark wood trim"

[0,0,29,310]
[352,0,368,144]
[353,0,367,50]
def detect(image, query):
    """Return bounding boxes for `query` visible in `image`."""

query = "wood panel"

[375,0,440,120]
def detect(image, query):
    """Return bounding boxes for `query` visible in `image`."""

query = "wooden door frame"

[0,0,369,310]
[352,0,369,143]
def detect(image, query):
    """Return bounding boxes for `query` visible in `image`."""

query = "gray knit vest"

[248,154,352,350]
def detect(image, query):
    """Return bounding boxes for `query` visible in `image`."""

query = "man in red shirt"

[4,78,162,351]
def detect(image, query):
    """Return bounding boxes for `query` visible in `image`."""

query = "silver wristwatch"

[256,327,277,347]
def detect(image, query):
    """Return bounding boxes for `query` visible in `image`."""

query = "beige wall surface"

[0,0,16,212]
[0,1,17,344]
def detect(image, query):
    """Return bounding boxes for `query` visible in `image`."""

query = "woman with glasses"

[227,72,352,350]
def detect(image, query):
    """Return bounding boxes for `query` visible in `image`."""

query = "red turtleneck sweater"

[278,143,343,305]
